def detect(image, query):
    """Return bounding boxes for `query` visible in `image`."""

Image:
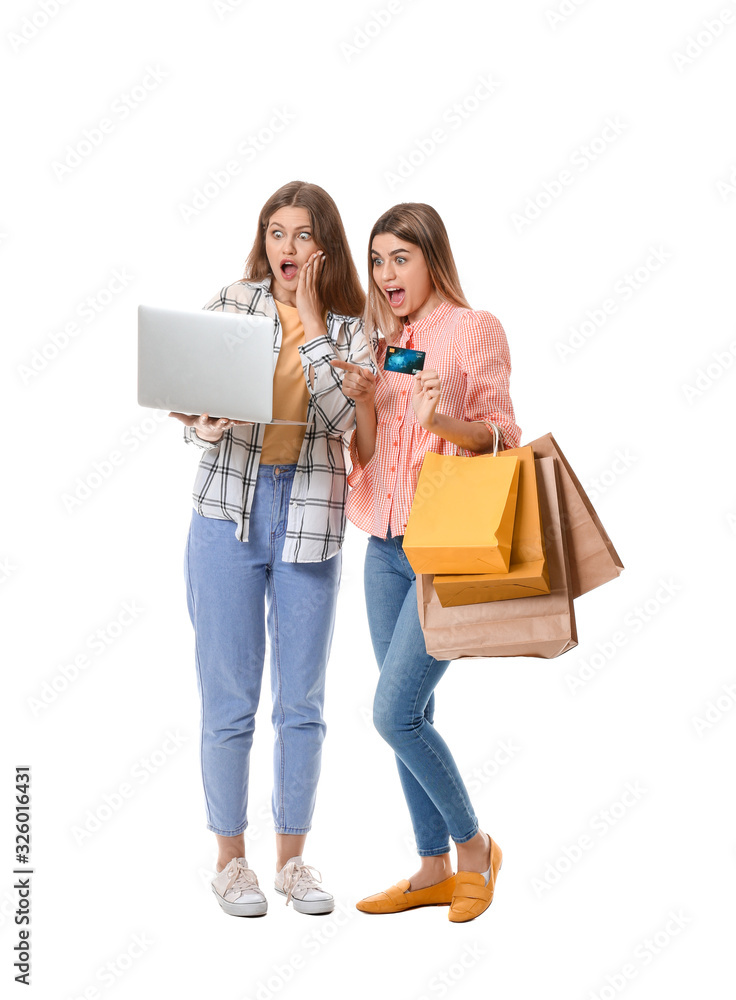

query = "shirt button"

[393,441,398,446]
[387,493,392,498]
[390,466,395,472]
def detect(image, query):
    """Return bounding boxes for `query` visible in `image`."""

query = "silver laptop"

[138,304,307,424]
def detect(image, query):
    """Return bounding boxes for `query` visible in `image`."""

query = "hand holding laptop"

[169,411,252,443]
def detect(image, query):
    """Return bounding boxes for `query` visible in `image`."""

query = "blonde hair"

[243,181,365,318]
[364,203,471,352]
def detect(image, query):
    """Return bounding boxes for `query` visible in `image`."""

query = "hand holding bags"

[417,457,578,659]
[403,427,521,575]
[408,429,624,659]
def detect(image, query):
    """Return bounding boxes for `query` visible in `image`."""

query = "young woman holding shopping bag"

[170,181,371,917]
[331,202,521,923]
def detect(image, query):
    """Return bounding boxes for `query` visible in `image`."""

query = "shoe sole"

[356,900,452,914]
[274,887,334,914]
[212,886,268,917]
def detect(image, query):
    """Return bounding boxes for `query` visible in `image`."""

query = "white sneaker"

[274,856,334,914]
[211,857,268,916]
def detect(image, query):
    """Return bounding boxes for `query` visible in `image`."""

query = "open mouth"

[280,259,298,280]
[385,286,406,307]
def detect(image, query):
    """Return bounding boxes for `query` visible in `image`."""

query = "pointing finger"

[329,359,363,374]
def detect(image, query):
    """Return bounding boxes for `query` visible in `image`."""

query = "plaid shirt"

[184,277,373,562]
[346,301,521,539]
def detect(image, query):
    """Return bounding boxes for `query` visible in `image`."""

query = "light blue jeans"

[365,531,479,856]
[184,464,341,836]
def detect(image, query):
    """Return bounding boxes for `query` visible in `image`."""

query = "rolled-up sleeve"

[346,329,380,481]
[183,425,221,451]
[347,426,365,487]
[299,318,376,436]
[459,310,521,452]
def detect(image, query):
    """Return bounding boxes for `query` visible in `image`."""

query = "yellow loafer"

[356,874,456,913]
[449,838,502,923]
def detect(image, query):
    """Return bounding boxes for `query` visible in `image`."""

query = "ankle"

[214,832,245,874]
[216,852,243,873]
[419,855,453,878]
[456,830,491,870]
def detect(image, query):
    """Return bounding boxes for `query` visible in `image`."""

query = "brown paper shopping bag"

[416,457,577,659]
[527,433,624,598]
[432,444,550,606]
[403,449,520,575]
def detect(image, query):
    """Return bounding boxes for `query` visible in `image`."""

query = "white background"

[3,0,735,997]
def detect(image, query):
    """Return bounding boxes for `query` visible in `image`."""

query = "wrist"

[355,397,376,416]
[421,410,441,434]
[301,316,326,340]
[194,427,222,443]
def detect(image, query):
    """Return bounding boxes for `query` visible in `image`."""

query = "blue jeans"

[184,464,341,836]
[365,531,479,856]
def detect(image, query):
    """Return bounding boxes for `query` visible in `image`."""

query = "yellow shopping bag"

[403,440,520,575]
[433,444,550,606]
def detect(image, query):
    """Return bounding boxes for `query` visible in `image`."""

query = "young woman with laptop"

[170,181,371,917]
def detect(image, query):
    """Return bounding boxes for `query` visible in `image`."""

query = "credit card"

[384,346,426,375]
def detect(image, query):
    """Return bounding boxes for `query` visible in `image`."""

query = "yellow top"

[260,300,310,465]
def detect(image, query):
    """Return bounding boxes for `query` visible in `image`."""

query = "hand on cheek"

[295,251,326,325]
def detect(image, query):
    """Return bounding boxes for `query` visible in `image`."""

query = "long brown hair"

[364,203,471,348]
[243,181,365,318]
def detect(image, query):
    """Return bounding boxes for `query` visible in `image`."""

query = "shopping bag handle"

[489,423,500,457]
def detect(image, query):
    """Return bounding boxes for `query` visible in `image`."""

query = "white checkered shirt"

[184,277,374,562]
